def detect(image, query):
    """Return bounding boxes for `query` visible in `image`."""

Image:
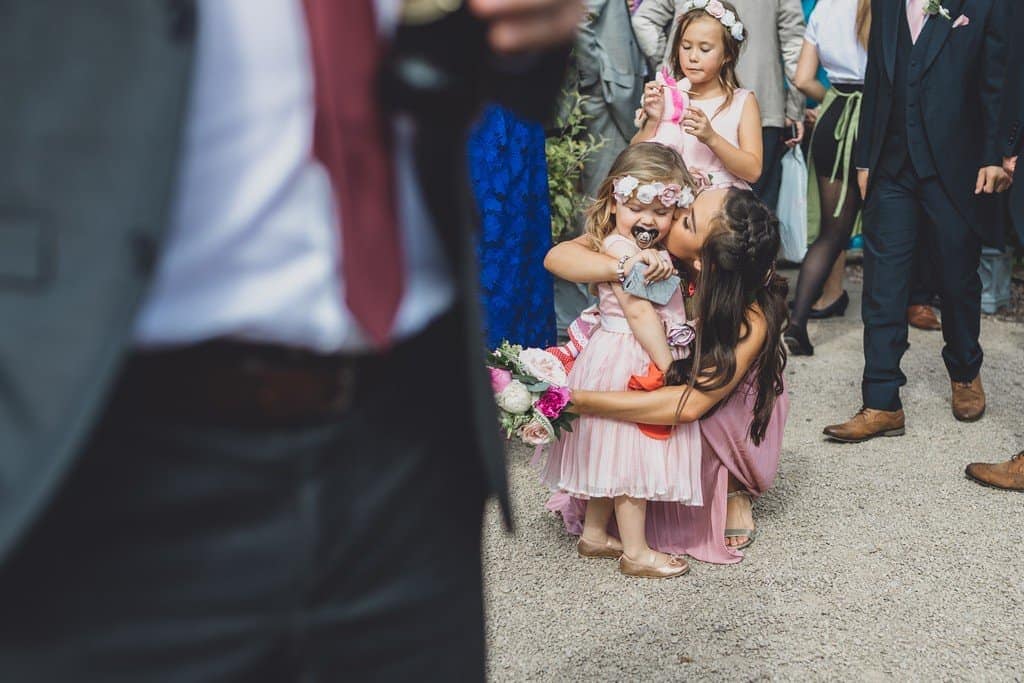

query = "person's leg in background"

[919,178,985,422]
[815,251,847,310]
[908,231,943,330]
[751,126,787,211]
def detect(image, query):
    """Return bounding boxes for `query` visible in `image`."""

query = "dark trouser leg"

[0,320,488,682]
[919,177,983,382]
[751,126,786,210]
[909,230,940,306]
[861,171,921,411]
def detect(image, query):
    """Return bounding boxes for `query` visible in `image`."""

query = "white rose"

[730,22,745,40]
[613,175,639,202]
[721,10,736,27]
[496,380,532,414]
[518,348,568,386]
[692,0,709,8]
[676,185,695,208]
[520,419,555,446]
[635,183,657,204]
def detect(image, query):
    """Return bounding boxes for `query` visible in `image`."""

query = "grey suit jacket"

[632,0,805,127]
[0,2,564,563]
[576,0,647,196]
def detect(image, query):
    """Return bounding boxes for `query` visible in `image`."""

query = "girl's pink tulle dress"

[537,235,703,505]
[547,372,789,564]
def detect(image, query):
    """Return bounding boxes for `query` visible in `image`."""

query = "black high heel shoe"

[807,290,849,319]
[787,290,850,318]
[784,324,814,356]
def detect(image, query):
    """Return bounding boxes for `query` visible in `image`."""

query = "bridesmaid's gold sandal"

[618,552,690,579]
[725,491,757,550]
[577,536,623,559]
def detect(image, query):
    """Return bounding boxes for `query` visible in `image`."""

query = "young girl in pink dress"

[634,0,763,192]
[537,143,702,579]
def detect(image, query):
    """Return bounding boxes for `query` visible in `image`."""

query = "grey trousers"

[0,319,488,682]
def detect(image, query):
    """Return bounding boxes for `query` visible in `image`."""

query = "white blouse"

[805,0,868,85]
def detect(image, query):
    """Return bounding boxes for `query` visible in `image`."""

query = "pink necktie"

[907,0,926,43]
[303,0,404,347]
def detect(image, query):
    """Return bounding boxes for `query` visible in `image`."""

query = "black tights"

[790,173,861,328]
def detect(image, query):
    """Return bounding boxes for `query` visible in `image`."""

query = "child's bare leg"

[614,496,674,565]
[581,498,621,550]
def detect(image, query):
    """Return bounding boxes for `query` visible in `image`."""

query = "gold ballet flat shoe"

[618,552,690,579]
[577,536,623,559]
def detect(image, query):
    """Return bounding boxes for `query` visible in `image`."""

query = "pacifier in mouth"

[632,225,659,248]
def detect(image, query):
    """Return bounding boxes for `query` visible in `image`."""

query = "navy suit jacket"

[856,0,1010,243]
[997,0,1024,240]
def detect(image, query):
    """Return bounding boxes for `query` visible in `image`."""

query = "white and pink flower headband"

[613,175,696,208]
[681,0,745,42]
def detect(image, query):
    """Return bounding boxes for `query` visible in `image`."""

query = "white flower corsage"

[923,0,951,20]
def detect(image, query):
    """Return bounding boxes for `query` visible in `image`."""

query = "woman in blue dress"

[468,105,556,349]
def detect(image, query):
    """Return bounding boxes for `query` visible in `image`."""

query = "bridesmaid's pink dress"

[546,373,789,564]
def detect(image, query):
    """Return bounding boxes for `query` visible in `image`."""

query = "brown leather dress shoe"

[823,407,905,443]
[965,451,1024,491]
[907,304,941,330]
[951,376,985,422]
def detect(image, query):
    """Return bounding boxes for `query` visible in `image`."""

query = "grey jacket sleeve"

[576,0,610,87]
[631,0,676,70]
[777,0,807,122]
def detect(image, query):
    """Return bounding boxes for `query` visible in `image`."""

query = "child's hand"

[682,107,716,144]
[625,249,676,284]
[642,81,665,123]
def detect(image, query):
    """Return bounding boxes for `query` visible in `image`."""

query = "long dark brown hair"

[666,189,788,445]
[668,1,746,119]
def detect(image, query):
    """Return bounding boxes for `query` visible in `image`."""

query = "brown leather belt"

[114,312,457,428]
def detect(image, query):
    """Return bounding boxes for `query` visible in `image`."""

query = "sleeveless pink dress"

[648,72,753,192]
[537,235,702,504]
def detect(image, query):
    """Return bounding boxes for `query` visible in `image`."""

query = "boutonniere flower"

[923,0,952,20]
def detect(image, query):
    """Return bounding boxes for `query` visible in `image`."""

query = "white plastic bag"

[776,146,808,263]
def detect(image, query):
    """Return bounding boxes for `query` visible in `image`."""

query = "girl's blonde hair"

[669,1,746,119]
[855,0,871,49]
[583,142,696,251]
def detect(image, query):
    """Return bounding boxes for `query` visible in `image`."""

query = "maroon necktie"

[303,0,403,346]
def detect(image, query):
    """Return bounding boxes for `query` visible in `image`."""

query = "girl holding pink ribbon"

[633,0,763,192]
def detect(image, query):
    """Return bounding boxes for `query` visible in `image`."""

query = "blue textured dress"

[468,105,555,348]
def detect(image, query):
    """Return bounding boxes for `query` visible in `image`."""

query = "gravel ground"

[481,269,1024,681]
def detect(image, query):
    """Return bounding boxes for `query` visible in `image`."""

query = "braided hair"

[665,189,788,444]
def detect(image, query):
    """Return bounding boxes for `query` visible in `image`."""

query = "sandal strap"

[724,528,756,538]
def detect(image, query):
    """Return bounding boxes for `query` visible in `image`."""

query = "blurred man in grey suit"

[0,1,576,680]
[555,0,647,335]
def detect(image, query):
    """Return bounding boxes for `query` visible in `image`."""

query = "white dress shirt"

[804,0,867,85]
[133,0,455,353]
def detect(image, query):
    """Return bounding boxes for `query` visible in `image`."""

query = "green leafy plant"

[545,90,606,242]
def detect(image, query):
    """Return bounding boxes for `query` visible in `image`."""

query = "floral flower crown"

[612,175,696,208]
[680,0,745,42]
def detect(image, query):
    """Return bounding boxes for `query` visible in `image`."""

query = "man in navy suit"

[964,0,1024,490]
[824,0,1011,443]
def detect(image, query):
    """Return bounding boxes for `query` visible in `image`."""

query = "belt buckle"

[328,362,358,414]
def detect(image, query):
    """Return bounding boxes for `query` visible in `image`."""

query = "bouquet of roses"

[487,341,577,446]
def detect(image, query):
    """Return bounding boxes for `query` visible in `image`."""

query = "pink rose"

[521,420,554,446]
[534,386,572,419]
[705,0,725,18]
[659,183,681,207]
[489,367,512,394]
